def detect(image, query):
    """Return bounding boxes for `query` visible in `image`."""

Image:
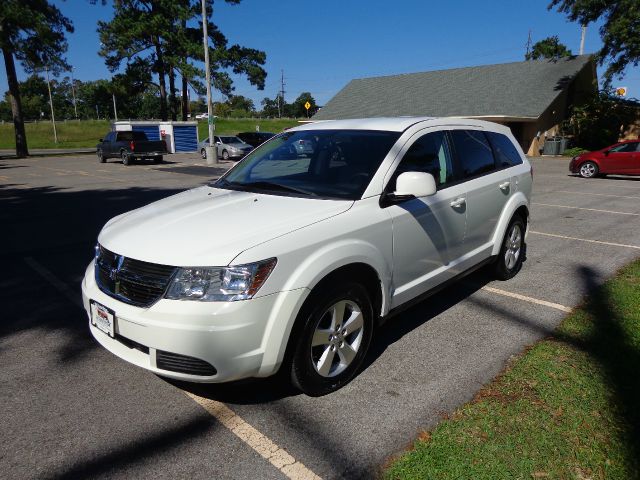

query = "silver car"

[198,136,253,160]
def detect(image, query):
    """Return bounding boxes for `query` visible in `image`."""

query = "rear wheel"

[579,161,598,178]
[200,148,207,159]
[154,155,163,164]
[290,282,374,396]
[121,150,130,166]
[493,216,526,280]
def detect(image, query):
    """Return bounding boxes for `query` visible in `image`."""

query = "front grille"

[156,350,217,376]
[95,245,176,307]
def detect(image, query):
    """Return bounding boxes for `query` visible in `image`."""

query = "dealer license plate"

[90,300,115,337]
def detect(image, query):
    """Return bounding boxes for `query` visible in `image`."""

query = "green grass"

[563,147,589,157]
[0,120,111,149]
[385,259,640,480]
[0,118,302,150]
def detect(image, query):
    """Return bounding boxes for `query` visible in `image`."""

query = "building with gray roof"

[313,55,597,155]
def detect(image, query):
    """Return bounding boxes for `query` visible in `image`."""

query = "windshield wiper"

[244,181,317,196]
[214,178,316,196]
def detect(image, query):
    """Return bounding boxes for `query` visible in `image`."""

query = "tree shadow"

[563,265,640,472]
[0,184,187,365]
[42,413,217,480]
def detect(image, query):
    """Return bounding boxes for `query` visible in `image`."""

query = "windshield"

[215,129,400,200]
[220,136,243,144]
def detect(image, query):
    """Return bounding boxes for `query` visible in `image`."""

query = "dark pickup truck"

[97,131,167,165]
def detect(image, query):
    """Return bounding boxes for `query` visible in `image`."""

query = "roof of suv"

[291,116,511,134]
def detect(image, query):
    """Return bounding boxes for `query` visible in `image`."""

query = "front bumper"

[81,261,307,383]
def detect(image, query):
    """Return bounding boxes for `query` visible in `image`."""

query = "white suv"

[82,117,532,396]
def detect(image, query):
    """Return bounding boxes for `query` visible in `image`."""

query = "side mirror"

[99,138,103,142]
[604,150,610,156]
[395,172,437,197]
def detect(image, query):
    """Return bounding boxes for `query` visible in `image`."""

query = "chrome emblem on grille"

[109,255,125,294]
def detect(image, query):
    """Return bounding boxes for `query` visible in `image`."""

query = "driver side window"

[388,131,454,191]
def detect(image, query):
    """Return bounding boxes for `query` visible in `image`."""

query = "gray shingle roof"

[313,55,594,121]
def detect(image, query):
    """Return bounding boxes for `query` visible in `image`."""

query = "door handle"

[450,197,466,208]
[499,181,511,191]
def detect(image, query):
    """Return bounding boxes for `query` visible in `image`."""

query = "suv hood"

[98,186,353,267]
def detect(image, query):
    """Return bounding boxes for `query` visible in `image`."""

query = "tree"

[98,0,267,122]
[549,0,640,83]
[526,36,572,61]
[291,92,317,117]
[227,94,254,112]
[561,90,640,149]
[0,0,73,157]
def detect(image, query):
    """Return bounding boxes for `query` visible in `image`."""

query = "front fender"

[491,192,530,256]
[255,239,392,377]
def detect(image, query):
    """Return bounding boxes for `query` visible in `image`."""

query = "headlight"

[165,258,277,301]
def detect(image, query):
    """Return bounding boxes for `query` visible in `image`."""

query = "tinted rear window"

[451,130,495,178]
[486,132,523,168]
[117,131,148,141]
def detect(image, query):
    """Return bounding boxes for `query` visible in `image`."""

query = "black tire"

[200,148,207,159]
[97,149,105,163]
[221,149,229,160]
[493,215,526,281]
[154,155,163,164]
[578,161,598,178]
[290,282,374,396]
[121,150,130,166]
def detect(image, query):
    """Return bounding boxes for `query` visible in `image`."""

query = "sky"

[1,0,639,107]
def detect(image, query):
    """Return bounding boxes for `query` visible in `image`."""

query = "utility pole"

[44,65,58,144]
[525,29,533,59]
[201,0,217,165]
[70,67,78,119]
[280,69,286,117]
[579,24,587,55]
[112,92,118,122]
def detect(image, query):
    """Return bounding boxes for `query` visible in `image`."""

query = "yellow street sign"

[304,101,311,110]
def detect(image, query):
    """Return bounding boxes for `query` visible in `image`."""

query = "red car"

[569,139,640,178]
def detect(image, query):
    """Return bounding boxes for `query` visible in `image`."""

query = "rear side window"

[486,132,523,168]
[389,131,455,190]
[610,142,638,153]
[451,130,495,178]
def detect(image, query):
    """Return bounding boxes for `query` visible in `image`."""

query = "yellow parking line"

[482,286,572,312]
[530,230,640,250]
[533,202,640,216]
[24,256,320,478]
[186,393,322,480]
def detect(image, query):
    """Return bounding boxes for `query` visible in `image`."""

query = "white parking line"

[529,231,640,250]
[186,393,322,480]
[533,202,640,216]
[554,190,640,200]
[482,286,572,312]
[24,257,84,308]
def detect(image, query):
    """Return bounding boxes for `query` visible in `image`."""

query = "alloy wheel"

[310,300,364,378]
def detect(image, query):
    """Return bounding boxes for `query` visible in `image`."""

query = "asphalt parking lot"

[1,152,639,479]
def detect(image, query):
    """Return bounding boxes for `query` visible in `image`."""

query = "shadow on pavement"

[43,414,217,480]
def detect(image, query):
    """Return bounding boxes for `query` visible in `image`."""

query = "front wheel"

[97,149,105,163]
[290,282,374,396]
[221,149,229,160]
[493,216,526,280]
[200,148,207,159]
[579,161,598,178]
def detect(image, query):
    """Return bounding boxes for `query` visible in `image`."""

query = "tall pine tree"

[0,0,73,157]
